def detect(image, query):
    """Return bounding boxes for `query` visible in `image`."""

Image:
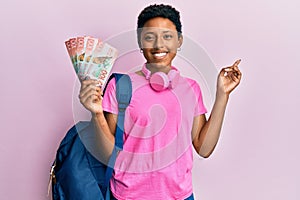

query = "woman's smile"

[152,51,168,59]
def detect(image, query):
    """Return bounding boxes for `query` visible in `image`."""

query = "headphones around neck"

[142,64,180,92]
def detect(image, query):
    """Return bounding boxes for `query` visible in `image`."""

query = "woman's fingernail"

[96,82,101,87]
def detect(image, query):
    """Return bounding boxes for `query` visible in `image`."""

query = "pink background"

[1,0,299,199]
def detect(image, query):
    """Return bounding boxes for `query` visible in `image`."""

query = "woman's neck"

[145,63,172,74]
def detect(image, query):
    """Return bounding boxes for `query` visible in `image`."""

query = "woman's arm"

[79,79,117,162]
[192,95,228,158]
[192,60,242,158]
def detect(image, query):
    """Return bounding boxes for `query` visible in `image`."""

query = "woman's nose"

[154,36,164,49]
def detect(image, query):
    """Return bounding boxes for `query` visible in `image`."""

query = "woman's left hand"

[217,59,242,98]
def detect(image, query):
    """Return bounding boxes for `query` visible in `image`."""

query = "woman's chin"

[147,62,170,69]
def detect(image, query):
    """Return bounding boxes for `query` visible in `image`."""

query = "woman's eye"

[144,35,155,41]
[163,34,173,40]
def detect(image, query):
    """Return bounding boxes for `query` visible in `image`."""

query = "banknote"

[65,38,78,73]
[65,36,118,84]
[76,36,87,79]
[86,41,118,87]
[82,37,98,77]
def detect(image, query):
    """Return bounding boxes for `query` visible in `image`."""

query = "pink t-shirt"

[102,71,207,200]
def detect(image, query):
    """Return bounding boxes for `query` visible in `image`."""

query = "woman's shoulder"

[180,75,199,87]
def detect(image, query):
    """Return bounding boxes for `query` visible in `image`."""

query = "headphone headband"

[141,64,180,92]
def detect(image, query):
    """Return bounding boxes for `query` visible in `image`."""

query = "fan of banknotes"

[65,36,118,87]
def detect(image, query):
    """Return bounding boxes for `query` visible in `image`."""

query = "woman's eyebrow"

[144,30,174,34]
[143,31,155,34]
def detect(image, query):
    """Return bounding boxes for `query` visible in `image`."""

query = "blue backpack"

[49,73,132,200]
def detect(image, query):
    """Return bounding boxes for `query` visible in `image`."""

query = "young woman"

[79,4,242,200]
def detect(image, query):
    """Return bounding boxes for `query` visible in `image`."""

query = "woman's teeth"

[153,52,167,57]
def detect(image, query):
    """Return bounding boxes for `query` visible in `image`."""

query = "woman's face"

[140,17,182,71]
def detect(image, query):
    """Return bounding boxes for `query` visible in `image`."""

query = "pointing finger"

[233,59,241,67]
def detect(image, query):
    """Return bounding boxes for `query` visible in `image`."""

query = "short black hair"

[137,4,182,47]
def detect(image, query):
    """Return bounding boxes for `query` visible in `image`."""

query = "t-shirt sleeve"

[102,77,119,114]
[190,80,207,116]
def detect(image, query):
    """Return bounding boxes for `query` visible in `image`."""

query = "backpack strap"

[114,73,132,150]
[104,73,132,187]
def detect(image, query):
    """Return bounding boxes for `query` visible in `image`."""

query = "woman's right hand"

[79,79,103,115]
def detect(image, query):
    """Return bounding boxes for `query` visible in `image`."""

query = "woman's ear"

[178,35,183,48]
